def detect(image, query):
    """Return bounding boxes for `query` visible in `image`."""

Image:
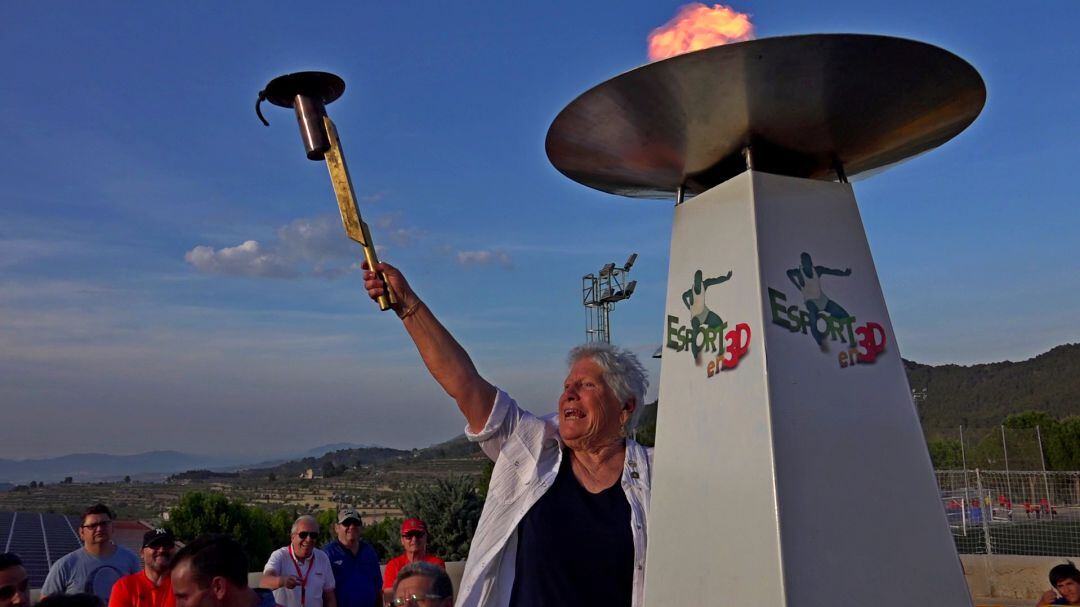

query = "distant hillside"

[631,344,1079,449]
[0,450,239,484]
[242,446,411,478]
[908,343,1080,438]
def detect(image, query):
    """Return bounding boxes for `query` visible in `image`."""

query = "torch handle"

[321,116,396,312]
[360,221,394,312]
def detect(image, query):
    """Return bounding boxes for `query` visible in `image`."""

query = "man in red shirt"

[109,529,176,607]
[381,519,444,605]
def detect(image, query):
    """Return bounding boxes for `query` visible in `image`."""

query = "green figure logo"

[666,269,751,374]
[769,251,887,367]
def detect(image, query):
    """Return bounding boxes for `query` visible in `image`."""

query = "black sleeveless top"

[508,450,634,607]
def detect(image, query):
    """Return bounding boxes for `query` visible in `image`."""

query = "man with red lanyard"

[381,519,444,605]
[109,529,177,607]
[260,516,337,607]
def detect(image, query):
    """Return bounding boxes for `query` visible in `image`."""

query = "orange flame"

[647,3,755,62]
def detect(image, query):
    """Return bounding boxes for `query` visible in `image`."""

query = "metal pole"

[960,426,970,509]
[742,146,754,171]
[1037,425,1053,520]
[975,469,992,555]
[1001,425,1013,506]
[675,183,686,206]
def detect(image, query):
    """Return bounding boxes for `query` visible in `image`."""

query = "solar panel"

[1,511,83,588]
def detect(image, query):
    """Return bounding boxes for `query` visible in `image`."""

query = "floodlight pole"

[582,254,638,343]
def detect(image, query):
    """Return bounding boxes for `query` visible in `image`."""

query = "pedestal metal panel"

[645,171,969,605]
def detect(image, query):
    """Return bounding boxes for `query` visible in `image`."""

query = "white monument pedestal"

[545,34,986,605]
[644,170,969,605]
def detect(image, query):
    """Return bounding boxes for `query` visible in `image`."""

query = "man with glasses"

[389,562,452,607]
[381,519,444,606]
[260,516,336,607]
[108,529,177,607]
[322,510,380,607]
[0,553,30,607]
[42,504,141,603]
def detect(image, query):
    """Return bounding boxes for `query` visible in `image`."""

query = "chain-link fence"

[936,469,1080,555]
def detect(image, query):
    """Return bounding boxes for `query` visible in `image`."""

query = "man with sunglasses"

[0,553,30,607]
[42,504,141,603]
[109,529,177,607]
[260,516,336,607]
[322,510,380,607]
[381,519,444,606]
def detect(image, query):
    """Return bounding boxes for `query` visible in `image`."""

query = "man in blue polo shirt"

[323,510,381,607]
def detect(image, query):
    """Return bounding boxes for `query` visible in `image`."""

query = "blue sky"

[1,2,1077,459]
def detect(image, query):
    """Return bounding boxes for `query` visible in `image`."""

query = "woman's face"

[559,357,631,450]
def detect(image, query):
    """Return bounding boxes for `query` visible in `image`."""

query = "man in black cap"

[322,510,380,607]
[108,529,177,607]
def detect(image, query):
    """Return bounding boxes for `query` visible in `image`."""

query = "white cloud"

[361,190,387,203]
[456,249,512,268]
[276,215,354,263]
[374,213,422,246]
[185,213,421,280]
[184,240,297,278]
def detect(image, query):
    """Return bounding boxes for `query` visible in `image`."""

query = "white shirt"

[264,547,336,607]
[455,389,652,607]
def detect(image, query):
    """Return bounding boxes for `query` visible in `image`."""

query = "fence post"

[1001,425,1013,504]
[1037,425,1054,520]
[975,468,992,554]
[960,426,970,509]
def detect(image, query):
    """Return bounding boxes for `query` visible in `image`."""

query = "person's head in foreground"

[170,534,252,607]
[390,562,452,607]
[399,518,429,559]
[335,509,363,547]
[0,553,29,607]
[290,515,319,559]
[1042,561,1080,605]
[79,504,115,550]
[142,528,177,578]
[560,342,648,451]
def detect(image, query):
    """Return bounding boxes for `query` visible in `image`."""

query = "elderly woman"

[364,262,651,607]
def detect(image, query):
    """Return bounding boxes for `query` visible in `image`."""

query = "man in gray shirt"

[41,504,140,603]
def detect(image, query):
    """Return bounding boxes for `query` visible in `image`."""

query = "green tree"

[268,508,298,545]
[633,420,656,447]
[124,475,131,483]
[1046,416,1080,470]
[315,509,338,546]
[926,438,964,468]
[362,517,403,561]
[398,476,483,561]
[1003,410,1058,430]
[321,461,346,479]
[166,491,275,570]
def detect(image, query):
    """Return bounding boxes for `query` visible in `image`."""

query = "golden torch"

[256,71,394,311]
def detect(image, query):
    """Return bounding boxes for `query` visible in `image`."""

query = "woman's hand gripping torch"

[256,71,395,311]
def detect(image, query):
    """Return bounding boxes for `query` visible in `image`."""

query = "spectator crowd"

[2,504,452,607]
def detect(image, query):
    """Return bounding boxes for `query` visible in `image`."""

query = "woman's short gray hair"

[566,342,649,432]
[393,561,453,602]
